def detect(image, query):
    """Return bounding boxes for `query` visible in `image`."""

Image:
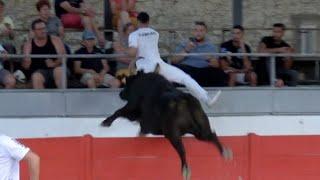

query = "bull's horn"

[154,63,160,74]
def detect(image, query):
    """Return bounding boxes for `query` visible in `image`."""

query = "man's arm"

[242,44,253,71]
[74,60,96,74]
[101,59,110,75]
[171,41,195,64]
[57,19,65,38]
[258,41,289,53]
[60,1,84,15]
[127,47,138,72]
[22,41,32,70]
[127,32,139,72]
[23,150,40,180]
[48,36,66,67]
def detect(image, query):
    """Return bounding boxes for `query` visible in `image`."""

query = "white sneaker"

[206,90,222,107]
[13,70,26,83]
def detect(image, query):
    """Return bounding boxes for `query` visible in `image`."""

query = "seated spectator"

[220,25,257,86]
[36,0,64,38]
[171,21,228,87]
[113,22,135,82]
[54,0,105,47]
[0,0,15,53]
[111,0,138,33]
[0,0,19,73]
[0,44,15,88]
[73,30,120,88]
[257,23,298,87]
[22,19,66,89]
[35,0,72,60]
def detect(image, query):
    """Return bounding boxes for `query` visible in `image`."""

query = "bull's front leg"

[101,103,138,127]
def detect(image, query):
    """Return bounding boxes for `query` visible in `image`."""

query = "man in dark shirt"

[73,30,120,88]
[55,0,105,47]
[23,19,66,89]
[257,23,298,87]
[220,25,257,86]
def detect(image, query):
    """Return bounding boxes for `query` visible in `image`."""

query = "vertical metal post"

[269,56,276,87]
[315,61,320,80]
[233,0,243,26]
[104,0,113,41]
[61,55,67,90]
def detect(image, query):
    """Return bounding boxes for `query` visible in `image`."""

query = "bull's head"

[119,75,136,100]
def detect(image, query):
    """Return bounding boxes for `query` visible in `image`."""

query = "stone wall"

[3,0,320,53]
[243,0,320,52]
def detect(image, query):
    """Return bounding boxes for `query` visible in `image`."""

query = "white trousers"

[136,58,209,103]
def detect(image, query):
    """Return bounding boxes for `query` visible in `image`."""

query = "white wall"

[1,116,320,138]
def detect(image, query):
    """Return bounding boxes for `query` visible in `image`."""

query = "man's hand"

[278,47,293,53]
[83,8,96,17]
[46,59,56,68]
[184,40,196,52]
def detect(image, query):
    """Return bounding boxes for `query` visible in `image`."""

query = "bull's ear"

[154,63,160,74]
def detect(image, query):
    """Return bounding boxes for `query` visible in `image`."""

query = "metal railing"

[1,52,320,90]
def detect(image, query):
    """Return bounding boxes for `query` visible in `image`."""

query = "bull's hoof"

[182,165,191,180]
[100,119,112,127]
[222,146,233,161]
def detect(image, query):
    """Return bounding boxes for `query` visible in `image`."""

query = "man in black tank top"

[22,19,66,89]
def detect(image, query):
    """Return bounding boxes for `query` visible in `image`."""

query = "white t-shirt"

[0,135,30,180]
[128,27,162,62]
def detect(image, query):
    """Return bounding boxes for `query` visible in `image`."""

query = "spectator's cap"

[82,30,96,40]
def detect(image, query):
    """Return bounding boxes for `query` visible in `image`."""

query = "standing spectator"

[0,134,40,180]
[36,0,64,38]
[0,44,16,88]
[220,25,257,86]
[111,0,138,33]
[23,19,66,89]
[73,30,120,88]
[257,23,298,87]
[35,0,71,59]
[171,21,228,87]
[0,0,19,73]
[54,0,106,47]
[0,0,15,53]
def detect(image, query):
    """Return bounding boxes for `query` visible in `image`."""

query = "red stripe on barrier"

[18,135,320,180]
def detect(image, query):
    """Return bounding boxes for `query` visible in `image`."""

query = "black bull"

[101,71,232,180]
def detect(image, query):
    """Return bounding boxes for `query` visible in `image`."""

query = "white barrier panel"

[1,116,320,138]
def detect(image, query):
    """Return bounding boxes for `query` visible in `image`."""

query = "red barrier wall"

[19,134,320,180]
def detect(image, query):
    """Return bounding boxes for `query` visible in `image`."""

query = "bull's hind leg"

[165,134,191,180]
[101,104,138,127]
[193,131,233,160]
[209,132,233,160]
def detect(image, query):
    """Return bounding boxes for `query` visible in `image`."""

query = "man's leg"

[53,67,63,89]
[159,62,220,106]
[277,69,299,86]
[31,71,46,89]
[0,69,16,89]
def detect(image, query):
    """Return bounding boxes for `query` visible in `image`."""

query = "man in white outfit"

[127,12,221,106]
[0,134,40,180]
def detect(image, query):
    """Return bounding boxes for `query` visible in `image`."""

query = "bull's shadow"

[101,70,233,180]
